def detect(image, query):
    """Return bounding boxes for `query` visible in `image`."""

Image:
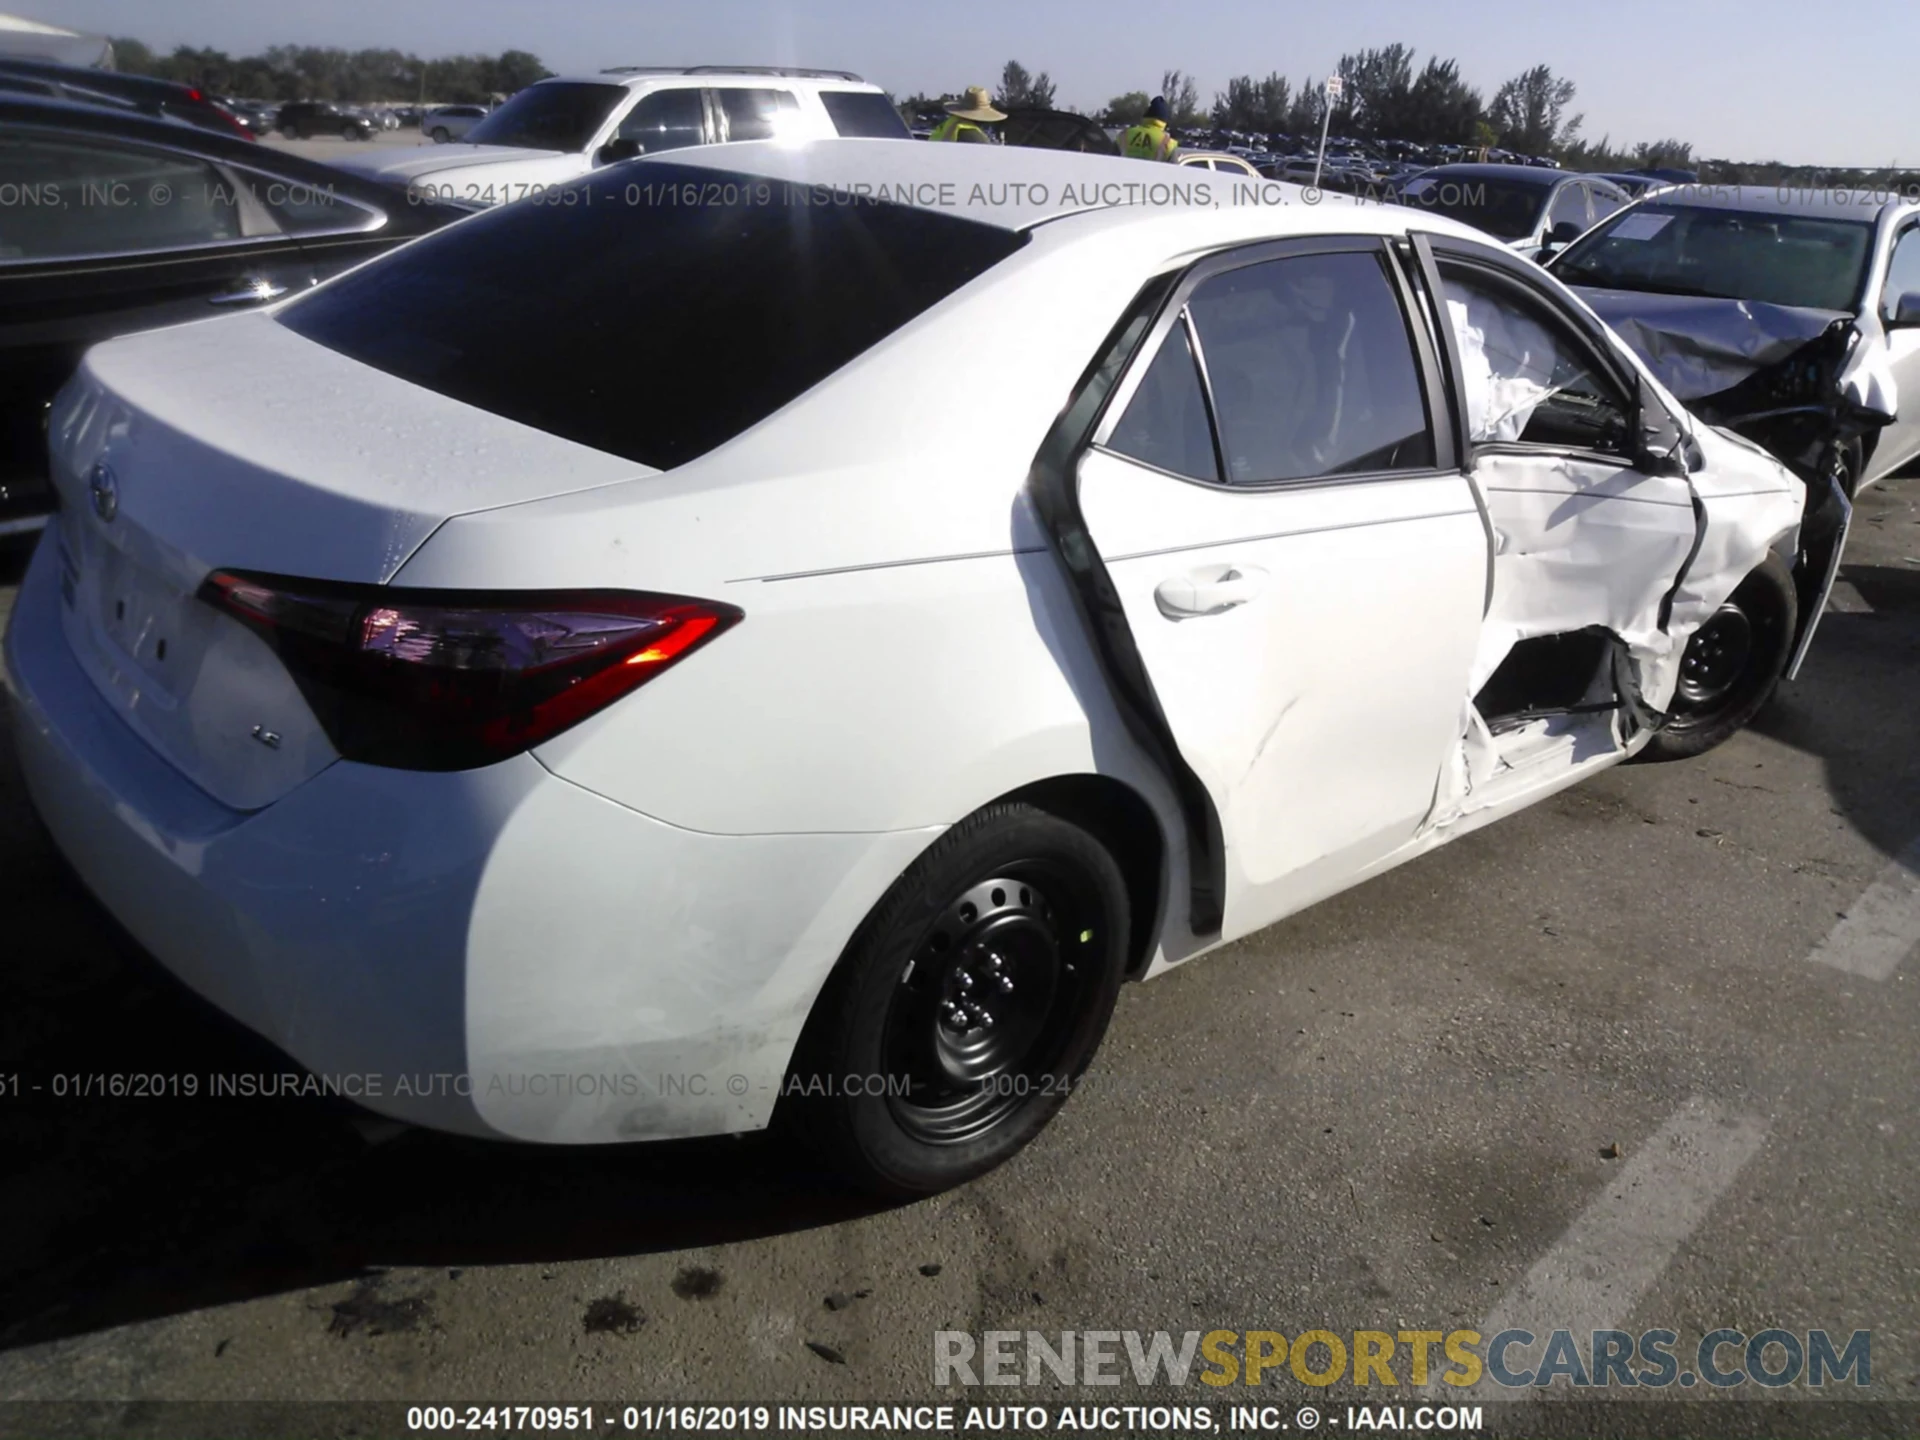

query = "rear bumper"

[5,529,940,1142]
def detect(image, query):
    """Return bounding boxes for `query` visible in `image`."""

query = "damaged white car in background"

[1548,187,1920,654]
[1548,187,1920,494]
[5,146,1834,1197]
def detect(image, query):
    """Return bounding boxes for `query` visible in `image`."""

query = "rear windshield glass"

[277,164,1026,468]
[1550,204,1873,312]
[1392,174,1554,240]
[464,82,627,152]
[820,90,910,139]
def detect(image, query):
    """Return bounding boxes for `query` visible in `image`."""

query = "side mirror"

[1541,219,1583,254]
[595,137,642,165]
[1888,291,1920,328]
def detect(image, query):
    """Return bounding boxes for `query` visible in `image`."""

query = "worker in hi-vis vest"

[929,85,1005,142]
[1122,95,1180,161]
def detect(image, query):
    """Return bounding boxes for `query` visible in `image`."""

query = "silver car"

[423,103,488,143]
[1391,163,1631,260]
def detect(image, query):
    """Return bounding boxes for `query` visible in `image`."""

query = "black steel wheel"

[782,803,1129,1196]
[1641,551,1797,761]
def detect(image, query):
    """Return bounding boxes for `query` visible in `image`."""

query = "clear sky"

[27,0,1918,167]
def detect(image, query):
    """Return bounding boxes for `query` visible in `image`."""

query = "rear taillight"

[199,571,740,770]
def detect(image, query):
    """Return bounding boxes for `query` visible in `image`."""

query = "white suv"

[335,66,908,204]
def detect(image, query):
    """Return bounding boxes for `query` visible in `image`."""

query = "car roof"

[0,54,210,105]
[1415,163,1565,187]
[656,138,1491,246]
[539,67,877,91]
[1630,184,1915,221]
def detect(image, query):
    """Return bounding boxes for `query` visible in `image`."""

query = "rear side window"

[1109,323,1219,482]
[715,87,799,142]
[1185,250,1434,484]
[820,90,910,139]
[0,132,241,262]
[277,165,1027,469]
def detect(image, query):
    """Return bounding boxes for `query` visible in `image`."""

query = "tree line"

[899,49,1678,167]
[109,36,1911,184]
[109,38,550,104]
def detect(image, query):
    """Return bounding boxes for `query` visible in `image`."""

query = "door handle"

[208,279,290,306]
[1154,564,1269,619]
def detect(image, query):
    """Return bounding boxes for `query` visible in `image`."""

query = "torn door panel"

[1424,276,1804,832]
[1466,452,1697,698]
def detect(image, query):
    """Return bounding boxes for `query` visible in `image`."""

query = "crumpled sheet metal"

[1839,311,1900,422]
[1424,293,1805,831]
[1575,287,1849,401]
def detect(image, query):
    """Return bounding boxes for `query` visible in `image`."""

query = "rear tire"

[1640,552,1797,761]
[782,803,1129,1198]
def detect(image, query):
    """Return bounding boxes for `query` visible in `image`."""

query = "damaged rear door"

[1066,238,1488,941]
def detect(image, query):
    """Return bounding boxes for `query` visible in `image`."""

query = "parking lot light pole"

[1313,74,1342,189]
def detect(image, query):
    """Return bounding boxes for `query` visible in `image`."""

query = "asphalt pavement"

[0,474,1916,1433]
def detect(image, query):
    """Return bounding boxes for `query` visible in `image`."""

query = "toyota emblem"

[88,461,119,522]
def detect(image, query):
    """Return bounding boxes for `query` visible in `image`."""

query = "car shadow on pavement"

[1746,559,1920,862]
[0,705,892,1357]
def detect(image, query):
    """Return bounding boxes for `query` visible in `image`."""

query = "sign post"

[1313,74,1343,189]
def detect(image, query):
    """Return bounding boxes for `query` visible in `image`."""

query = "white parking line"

[1445,1099,1766,1393]
[1810,838,1920,981]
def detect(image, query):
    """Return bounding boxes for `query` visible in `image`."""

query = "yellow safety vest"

[1122,119,1179,161]
[930,115,991,143]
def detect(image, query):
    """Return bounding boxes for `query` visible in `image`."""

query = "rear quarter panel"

[394,222,1185,835]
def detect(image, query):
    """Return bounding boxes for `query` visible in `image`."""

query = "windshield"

[1392,175,1552,241]
[277,164,1028,469]
[1553,204,1874,311]
[464,82,626,152]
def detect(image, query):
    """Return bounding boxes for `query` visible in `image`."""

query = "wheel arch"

[992,773,1169,979]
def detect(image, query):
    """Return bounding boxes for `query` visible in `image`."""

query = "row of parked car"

[231,98,493,142]
[3,52,1920,1194]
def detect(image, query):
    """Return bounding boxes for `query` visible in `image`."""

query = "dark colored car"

[0,95,469,537]
[220,98,280,137]
[0,56,256,142]
[998,108,1119,156]
[1389,163,1629,258]
[276,100,375,141]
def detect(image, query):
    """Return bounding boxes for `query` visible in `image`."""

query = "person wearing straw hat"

[1122,95,1180,161]
[929,85,1005,143]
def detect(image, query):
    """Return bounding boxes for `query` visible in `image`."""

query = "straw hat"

[945,85,1007,123]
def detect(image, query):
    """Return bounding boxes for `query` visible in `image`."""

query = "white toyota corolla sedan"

[5,143,1829,1195]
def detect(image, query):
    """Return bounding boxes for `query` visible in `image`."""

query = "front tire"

[1641,552,1797,761]
[430,126,451,143]
[783,803,1129,1197]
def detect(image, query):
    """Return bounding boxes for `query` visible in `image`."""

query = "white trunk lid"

[44,311,651,808]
